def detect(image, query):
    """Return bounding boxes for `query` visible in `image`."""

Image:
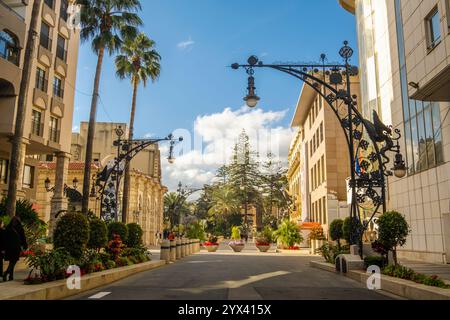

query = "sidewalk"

[399,259,450,283]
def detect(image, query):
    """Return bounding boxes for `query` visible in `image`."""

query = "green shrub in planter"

[364,255,387,269]
[107,222,128,242]
[53,213,89,259]
[329,219,344,248]
[342,216,362,245]
[126,223,143,248]
[88,219,108,251]
[104,260,116,270]
[273,219,303,248]
[377,211,410,266]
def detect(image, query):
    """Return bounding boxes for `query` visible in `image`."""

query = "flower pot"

[206,245,219,252]
[256,244,271,252]
[229,244,245,252]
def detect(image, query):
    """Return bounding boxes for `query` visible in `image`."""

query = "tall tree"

[6,0,43,217]
[260,152,290,224]
[228,130,261,229]
[208,185,240,218]
[78,0,142,215]
[115,33,161,222]
[163,192,189,229]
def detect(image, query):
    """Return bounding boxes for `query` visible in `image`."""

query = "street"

[69,241,401,300]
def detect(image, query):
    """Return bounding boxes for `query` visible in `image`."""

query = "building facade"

[340,0,450,263]
[288,78,360,235]
[0,0,80,222]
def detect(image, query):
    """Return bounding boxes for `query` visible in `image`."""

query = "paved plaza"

[69,241,401,300]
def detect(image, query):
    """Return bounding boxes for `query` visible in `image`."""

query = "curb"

[310,260,450,300]
[1,260,166,300]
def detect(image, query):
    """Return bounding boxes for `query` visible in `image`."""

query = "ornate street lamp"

[45,177,79,195]
[95,132,183,222]
[231,41,407,257]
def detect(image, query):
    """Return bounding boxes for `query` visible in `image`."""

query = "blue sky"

[72,0,357,190]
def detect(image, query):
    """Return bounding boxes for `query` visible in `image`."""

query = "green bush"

[186,222,206,241]
[26,248,75,283]
[382,265,450,289]
[256,226,274,245]
[316,242,350,264]
[342,216,362,245]
[273,219,303,248]
[53,213,90,259]
[364,256,387,269]
[107,222,128,242]
[88,219,108,251]
[329,219,344,247]
[377,211,410,266]
[231,226,241,240]
[126,223,143,248]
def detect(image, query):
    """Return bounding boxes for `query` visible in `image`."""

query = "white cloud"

[177,37,195,51]
[161,107,294,193]
[72,125,79,132]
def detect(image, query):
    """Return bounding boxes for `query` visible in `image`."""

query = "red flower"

[21,250,36,257]
[203,241,218,246]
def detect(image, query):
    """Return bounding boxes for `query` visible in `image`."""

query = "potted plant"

[273,219,303,250]
[229,226,245,252]
[309,225,327,254]
[203,235,219,252]
[255,226,274,252]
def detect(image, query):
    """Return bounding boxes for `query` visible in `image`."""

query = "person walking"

[3,216,27,282]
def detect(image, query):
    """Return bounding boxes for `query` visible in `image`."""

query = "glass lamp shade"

[168,157,175,164]
[72,177,79,189]
[244,95,260,108]
[45,178,51,190]
[394,167,407,179]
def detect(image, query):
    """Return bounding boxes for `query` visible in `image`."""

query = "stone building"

[340,0,450,263]
[36,121,167,246]
[288,77,360,235]
[0,0,80,220]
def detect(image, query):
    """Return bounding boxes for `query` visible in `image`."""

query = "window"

[44,0,54,9]
[31,110,42,136]
[49,116,59,142]
[53,76,64,98]
[320,122,324,142]
[35,67,48,92]
[40,22,52,50]
[0,158,8,184]
[405,100,443,174]
[426,8,441,49]
[45,154,54,162]
[60,0,69,21]
[22,165,34,189]
[321,155,325,183]
[0,30,20,65]
[56,35,67,61]
[322,197,327,225]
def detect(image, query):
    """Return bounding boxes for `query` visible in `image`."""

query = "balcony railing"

[31,120,44,137]
[56,45,67,62]
[49,127,60,143]
[39,33,52,50]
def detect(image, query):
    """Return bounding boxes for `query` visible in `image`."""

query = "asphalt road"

[69,242,401,300]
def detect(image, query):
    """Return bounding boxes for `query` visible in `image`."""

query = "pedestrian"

[0,220,5,278]
[3,216,27,282]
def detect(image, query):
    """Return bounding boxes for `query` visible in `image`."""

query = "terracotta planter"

[256,244,271,252]
[229,244,245,252]
[205,245,219,252]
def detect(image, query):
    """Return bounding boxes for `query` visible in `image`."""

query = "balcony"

[38,34,53,67]
[47,126,61,149]
[42,0,56,26]
[51,95,65,118]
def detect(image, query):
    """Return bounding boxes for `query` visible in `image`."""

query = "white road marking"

[88,292,111,299]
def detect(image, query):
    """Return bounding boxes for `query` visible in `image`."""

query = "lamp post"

[45,177,79,196]
[94,129,183,222]
[231,41,407,257]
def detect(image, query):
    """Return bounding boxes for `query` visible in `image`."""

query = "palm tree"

[208,186,240,218]
[115,33,161,223]
[77,0,143,214]
[6,0,43,217]
[164,192,186,229]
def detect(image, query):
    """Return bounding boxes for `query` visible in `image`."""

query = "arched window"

[0,30,20,65]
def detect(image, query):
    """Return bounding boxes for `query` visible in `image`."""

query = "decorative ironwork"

[231,41,408,258]
[93,129,183,222]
